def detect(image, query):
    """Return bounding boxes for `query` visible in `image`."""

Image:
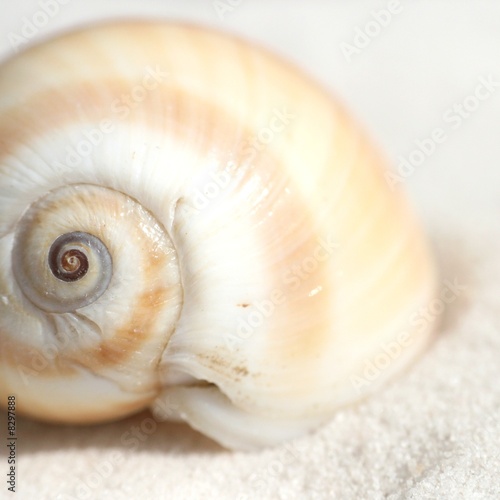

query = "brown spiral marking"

[49,246,89,282]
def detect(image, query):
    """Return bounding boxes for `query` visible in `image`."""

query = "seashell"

[0,23,437,450]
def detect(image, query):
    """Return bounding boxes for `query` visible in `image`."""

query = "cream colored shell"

[0,23,437,450]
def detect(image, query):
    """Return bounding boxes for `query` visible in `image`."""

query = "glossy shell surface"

[0,23,437,449]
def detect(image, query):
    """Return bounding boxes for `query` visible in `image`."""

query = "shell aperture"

[0,23,438,450]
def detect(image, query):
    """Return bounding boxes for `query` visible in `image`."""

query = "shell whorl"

[0,23,437,449]
[3,183,182,421]
[13,190,115,313]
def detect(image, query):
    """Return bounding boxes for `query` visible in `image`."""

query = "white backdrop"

[1,2,499,499]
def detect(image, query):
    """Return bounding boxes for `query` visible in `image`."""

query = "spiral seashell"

[0,23,437,450]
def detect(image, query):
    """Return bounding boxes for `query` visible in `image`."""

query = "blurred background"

[1,0,499,232]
